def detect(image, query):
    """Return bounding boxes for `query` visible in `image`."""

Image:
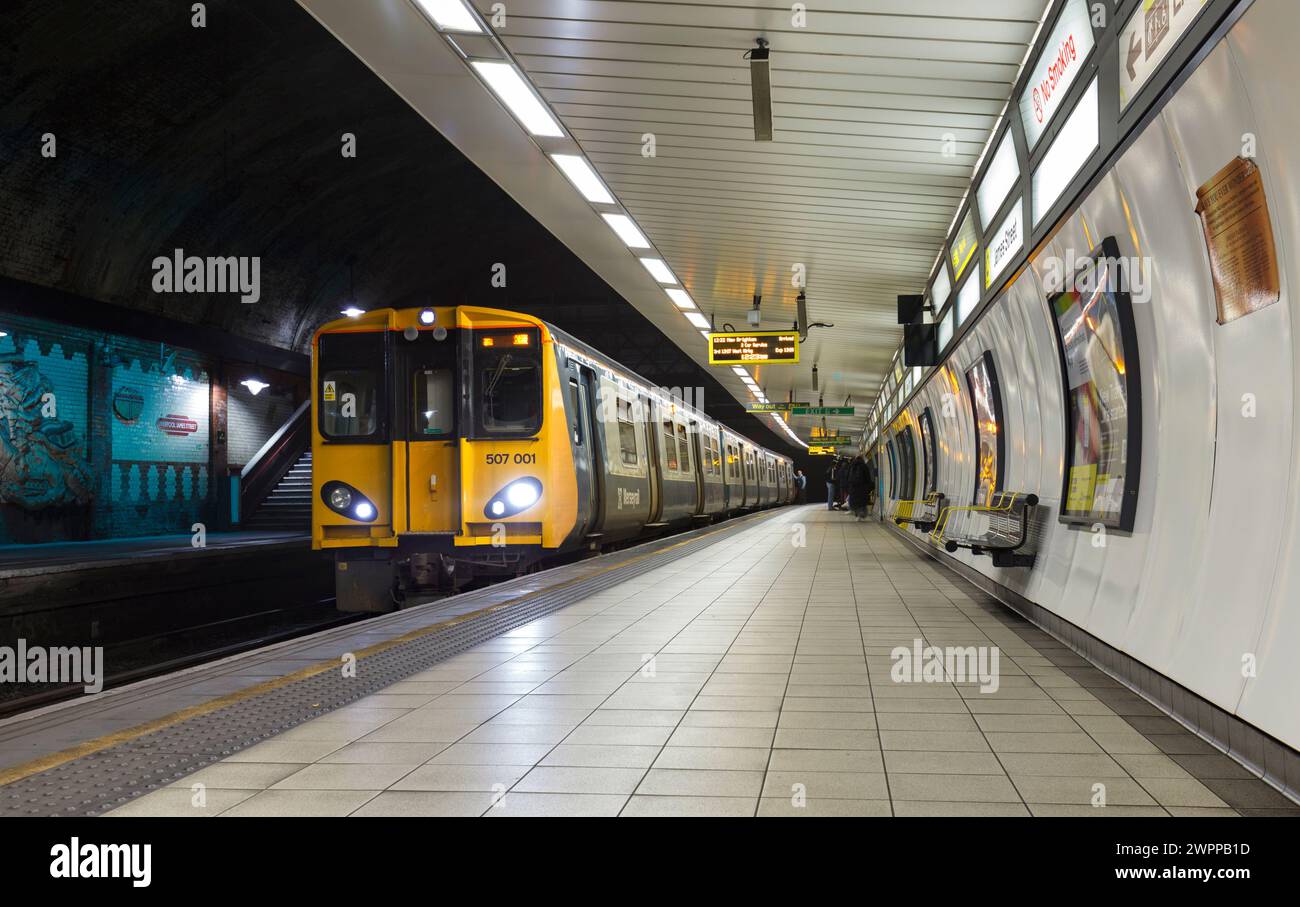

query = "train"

[311,304,796,612]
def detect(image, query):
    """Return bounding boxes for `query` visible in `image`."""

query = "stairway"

[244,450,312,531]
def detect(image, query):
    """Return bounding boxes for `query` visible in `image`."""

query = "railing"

[237,400,310,525]
[929,491,1040,568]
[892,492,945,533]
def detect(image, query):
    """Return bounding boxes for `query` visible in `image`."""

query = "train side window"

[617,397,638,466]
[676,423,690,473]
[413,368,453,436]
[661,419,679,471]
[745,451,755,481]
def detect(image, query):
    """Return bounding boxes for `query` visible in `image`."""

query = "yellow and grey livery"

[313,305,795,612]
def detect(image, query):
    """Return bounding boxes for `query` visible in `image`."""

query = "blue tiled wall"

[0,312,214,544]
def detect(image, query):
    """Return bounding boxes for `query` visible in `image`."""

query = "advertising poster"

[1048,241,1142,529]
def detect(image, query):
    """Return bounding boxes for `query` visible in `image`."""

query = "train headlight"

[322,481,376,523]
[484,477,542,519]
[506,481,539,509]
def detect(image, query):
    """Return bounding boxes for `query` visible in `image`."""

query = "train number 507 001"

[485,453,537,465]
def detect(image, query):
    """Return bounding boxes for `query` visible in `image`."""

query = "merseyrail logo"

[50,838,151,887]
[616,487,641,509]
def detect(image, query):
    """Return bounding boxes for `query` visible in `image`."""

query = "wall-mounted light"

[341,307,365,318]
[241,378,270,396]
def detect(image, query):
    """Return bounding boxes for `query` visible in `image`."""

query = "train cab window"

[471,329,542,438]
[319,331,386,441]
[617,397,638,466]
[676,423,690,472]
[413,368,453,437]
[661,419,679,471]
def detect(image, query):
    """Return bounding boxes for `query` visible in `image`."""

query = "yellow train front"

[312,304,794,612]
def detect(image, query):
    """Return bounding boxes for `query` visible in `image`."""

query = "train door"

[577,366,600,530]
[569,366,600,534]
[402,333,460,533]
[689,420,705,514]
[643,393,663,523]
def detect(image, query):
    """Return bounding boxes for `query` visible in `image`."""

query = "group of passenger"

[823,455,876,521]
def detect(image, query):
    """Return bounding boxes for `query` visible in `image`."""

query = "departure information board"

[709,332,799,365]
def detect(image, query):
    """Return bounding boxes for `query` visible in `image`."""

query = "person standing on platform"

[833,458,848,510]
[794,469,807,504]
[848,455,870,521]
[823,460,837,510]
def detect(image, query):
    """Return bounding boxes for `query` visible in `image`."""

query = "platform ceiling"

[298,0,1050,441]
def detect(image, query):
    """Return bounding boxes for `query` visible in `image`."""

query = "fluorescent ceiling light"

[639,258,677,284]
[601,213,650,249]
[471,61,563,138]
[665,288,695,310]
[684,312,710,330]
[731,367,748,376]
[551,154,614,204]
[412,0,483,32]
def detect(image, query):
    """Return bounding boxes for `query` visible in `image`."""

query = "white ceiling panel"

[300,0,1049,444]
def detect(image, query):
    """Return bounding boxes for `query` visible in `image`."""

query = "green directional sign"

[810,436,854,447]
[791,406,855,416]
[744,401,809,413]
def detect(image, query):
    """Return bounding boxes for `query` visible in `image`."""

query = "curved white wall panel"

[879,0,1300,752]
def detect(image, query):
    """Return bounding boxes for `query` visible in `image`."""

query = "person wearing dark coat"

[848,455,871,520]
[832,459,847,510]
[823,461,837,510]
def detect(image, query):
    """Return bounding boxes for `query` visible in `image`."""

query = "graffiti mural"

[0,354,94,509]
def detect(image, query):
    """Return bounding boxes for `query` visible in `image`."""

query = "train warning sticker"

[323,380,336,402]
[1195,156,1280,324]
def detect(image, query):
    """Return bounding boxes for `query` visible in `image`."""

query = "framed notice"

[1194,156,1280,324]
[1046,236,1143,531]
[919,407,937,497]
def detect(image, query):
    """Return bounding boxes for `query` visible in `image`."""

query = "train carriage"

[312,305,794,612]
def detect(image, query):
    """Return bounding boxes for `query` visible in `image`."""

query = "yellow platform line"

[0,509,776,789]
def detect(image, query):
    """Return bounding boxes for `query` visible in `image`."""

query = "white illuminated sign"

[976,131,1020,229]
[930,261,951,311]
[1119,0,1209,110]
[1032,77,1099,224]
[956,263,982,326]
[985,198,1024,288]
[938,307,954,350]
[1019,0,1096,149]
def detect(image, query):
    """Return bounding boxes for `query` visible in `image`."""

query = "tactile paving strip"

[0,511,778,816]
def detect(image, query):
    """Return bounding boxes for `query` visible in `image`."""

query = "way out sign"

[1119,0,1209,110]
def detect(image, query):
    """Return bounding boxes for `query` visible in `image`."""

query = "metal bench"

[892,492,945,534]
[929,491,1040,568]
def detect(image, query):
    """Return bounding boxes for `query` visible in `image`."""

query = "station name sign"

[709,331,799,365]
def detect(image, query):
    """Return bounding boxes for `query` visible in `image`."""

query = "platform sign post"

[708,331,799,365]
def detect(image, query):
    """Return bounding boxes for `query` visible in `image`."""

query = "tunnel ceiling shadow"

[0,0,801,453]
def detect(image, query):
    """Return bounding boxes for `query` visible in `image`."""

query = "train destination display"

[709,331,799,365]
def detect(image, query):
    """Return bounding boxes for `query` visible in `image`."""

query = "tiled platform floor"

[107,506,1296,817]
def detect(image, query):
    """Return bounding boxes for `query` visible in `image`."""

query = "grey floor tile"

[221,789,380,817]
[636,768,764,798]
[893,800,1031,817]
[486,793,628,817]
[514,766,646,795]
[887,773,1021,803]
[757,797,892,817]
[351,791,498,817]
[620,795,757,817]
